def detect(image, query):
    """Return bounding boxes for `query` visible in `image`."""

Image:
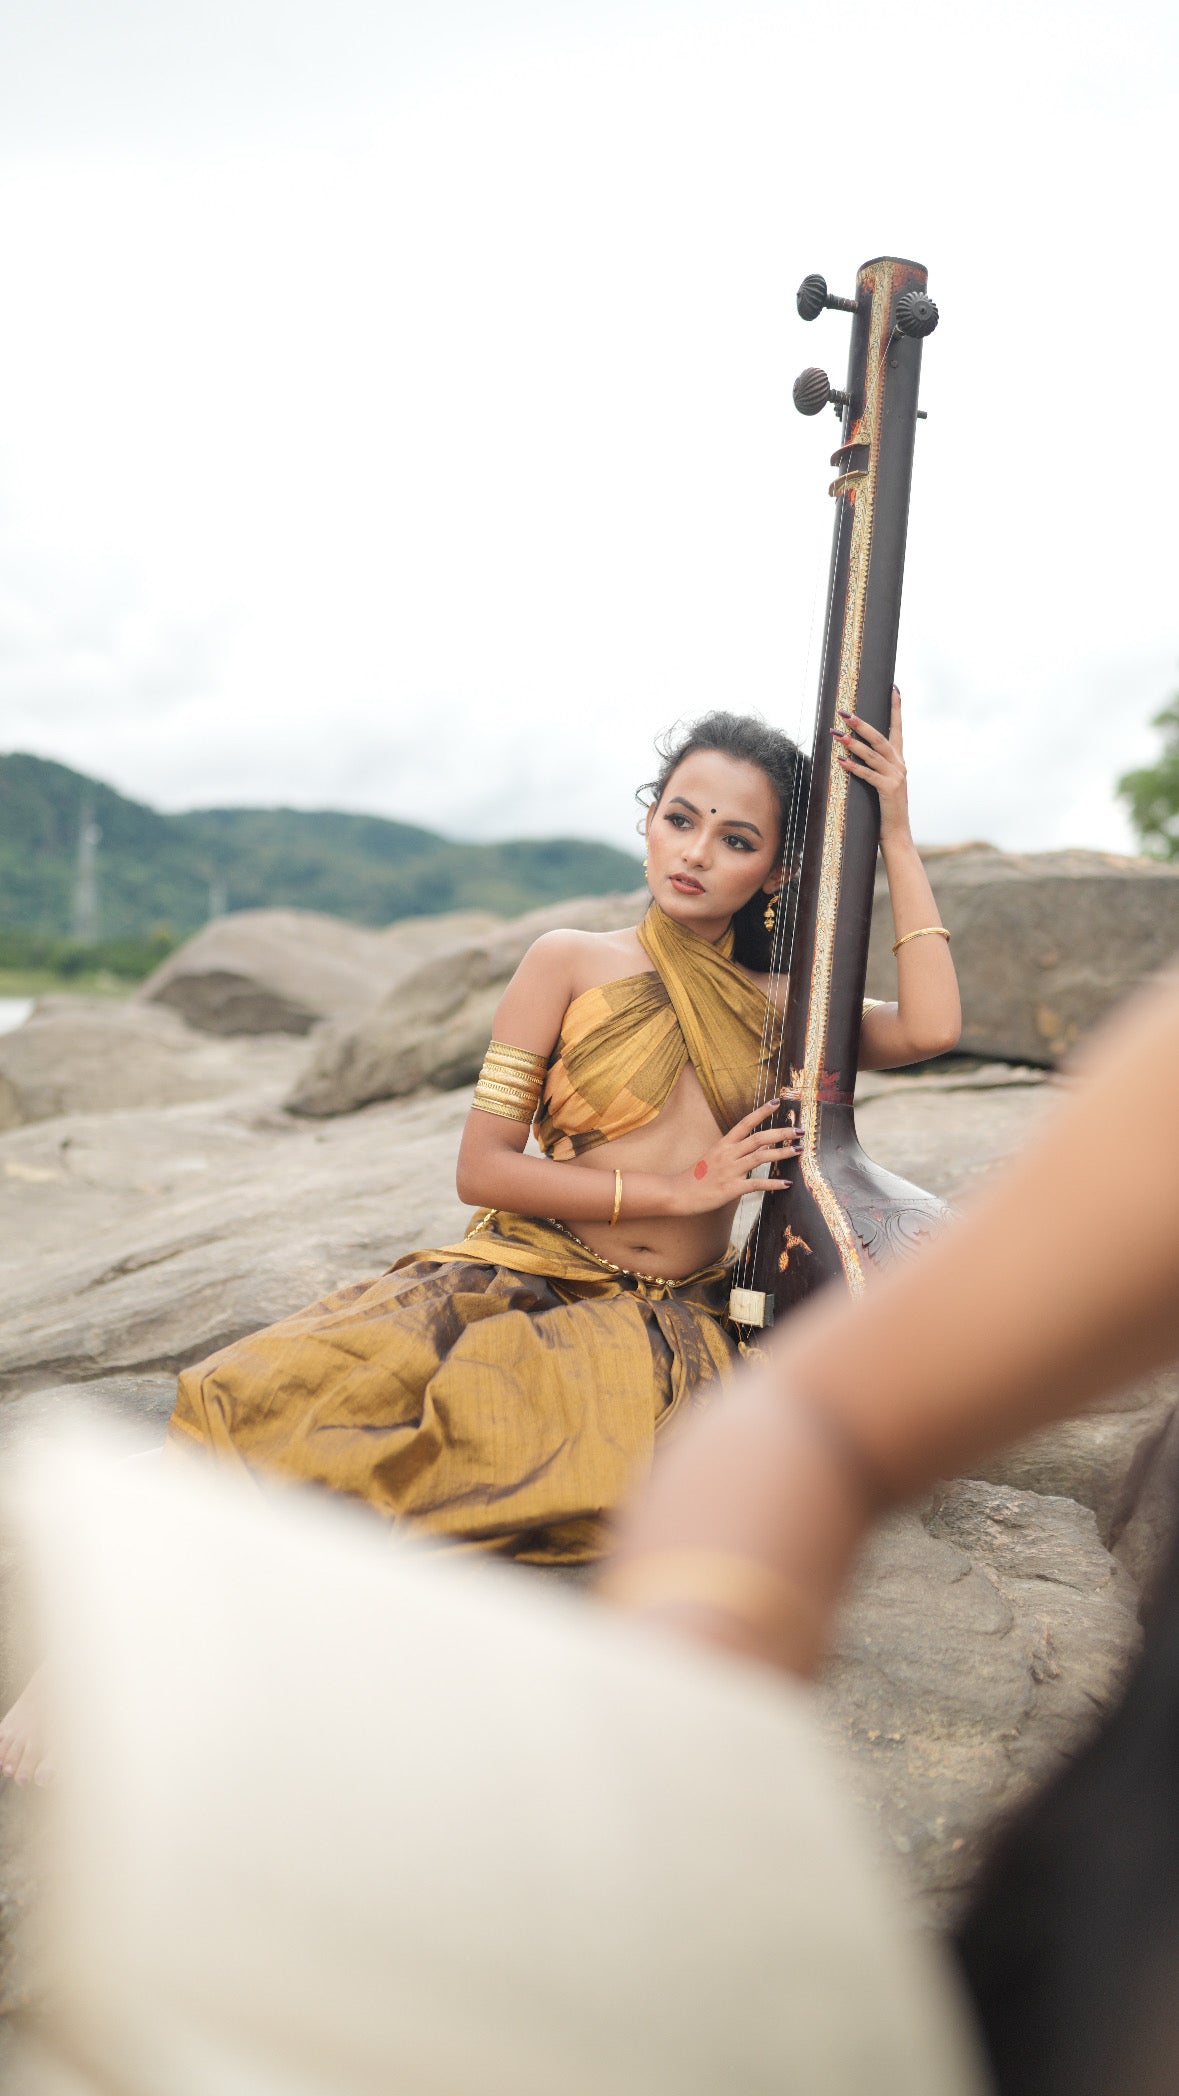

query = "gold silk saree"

[168,906,780,1563]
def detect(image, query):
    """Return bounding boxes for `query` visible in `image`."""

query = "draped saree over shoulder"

[168,907,781,1563]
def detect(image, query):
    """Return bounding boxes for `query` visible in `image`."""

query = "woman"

[161,693,958,1566]
[0,696,957,1781]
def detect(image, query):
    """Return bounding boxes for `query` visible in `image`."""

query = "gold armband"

[472,1039,548,1123]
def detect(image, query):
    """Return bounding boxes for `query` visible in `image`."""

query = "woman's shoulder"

[491,924,654,1058]
[523,924,653,1000]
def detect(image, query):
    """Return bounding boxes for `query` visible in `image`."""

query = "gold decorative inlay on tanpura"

[796,257,899,1297]
[777,1226,812,1273]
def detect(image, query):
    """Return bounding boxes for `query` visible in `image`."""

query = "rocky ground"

[1,889,1176,2025]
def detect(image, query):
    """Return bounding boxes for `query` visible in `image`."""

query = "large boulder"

[0,1060,1056,1396]
[866,844,1179,1064]
[286,890,649,1118]
[853,1061,1052,1205]
[825,1480,1141,1914]
[0,1085,473,1395]
[972,1364,1179,1552]
[0,998,308,1132]
[1109,1397,1179,1597]
[139,907,500,1036]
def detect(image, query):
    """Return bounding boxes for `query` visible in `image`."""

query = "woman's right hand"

[670,1097,804,1215]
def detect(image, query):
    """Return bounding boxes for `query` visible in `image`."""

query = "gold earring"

[763,893,777,932]
[643,856,649,877]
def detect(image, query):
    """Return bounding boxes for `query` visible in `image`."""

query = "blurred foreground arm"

[598,967,1179,1676]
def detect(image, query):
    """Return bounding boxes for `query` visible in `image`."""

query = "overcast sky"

[0,0,1175,857]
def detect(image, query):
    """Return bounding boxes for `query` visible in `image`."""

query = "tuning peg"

[895,289,939,338]
[793,367,849,418]
[796,273,857,321]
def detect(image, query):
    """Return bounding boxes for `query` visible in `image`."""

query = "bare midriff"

[554,1061,737,1280]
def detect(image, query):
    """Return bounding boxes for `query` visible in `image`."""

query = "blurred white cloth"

[12,1426,987,2096]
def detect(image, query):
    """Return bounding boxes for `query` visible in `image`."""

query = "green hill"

[0,752,643,944]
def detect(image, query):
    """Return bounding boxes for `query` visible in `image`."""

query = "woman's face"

[645,749,782,942]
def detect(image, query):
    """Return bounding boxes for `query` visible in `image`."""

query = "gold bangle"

[608,1167,623,1228]
[595,1549,822,1650]
[473,1077,538,1104]
[471,1093,537,1123]
[472,1039,548,1124]
[891,925,951,956]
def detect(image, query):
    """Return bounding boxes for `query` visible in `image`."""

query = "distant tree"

[1118,695,1179,860]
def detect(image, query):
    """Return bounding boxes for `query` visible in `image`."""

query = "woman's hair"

[638,711,811,971]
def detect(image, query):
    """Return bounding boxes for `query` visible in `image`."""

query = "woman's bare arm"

[850,690,962,1071]
[458,1112,699,1225]
[600,966,1179,1673]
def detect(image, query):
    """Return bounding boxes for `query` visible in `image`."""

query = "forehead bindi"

[664,752,776,831]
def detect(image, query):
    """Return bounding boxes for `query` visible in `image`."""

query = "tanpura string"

[758,320,897,1114]
[747,518,828,1126]
[741,465,849,1284]
[762,322,889,1108]
[741,302,914,1294]
[755,452,837,1088]
[746,523,824,1126]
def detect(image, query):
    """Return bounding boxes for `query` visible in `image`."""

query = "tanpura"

[732,255,946,1330]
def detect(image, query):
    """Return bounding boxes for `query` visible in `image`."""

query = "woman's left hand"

[832,685,910,842]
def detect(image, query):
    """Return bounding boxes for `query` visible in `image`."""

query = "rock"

[0,998,309,1131]
[853,1068,1057,1205]
[0,1084,474,1396]
[139,906,500,1036]
[1109,1391,1179,1597]
[0,1374,179,1451]
[0,1061,1167,1955]
[866,844,1179,1065]
[0,1059,1044,1402]
[287,889,649,1117]
[824,1480,1141,1915]
[972,1365,1179,1548]
[854,1060,1048,1105]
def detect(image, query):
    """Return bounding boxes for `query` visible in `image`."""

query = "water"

[0,997,33,1035]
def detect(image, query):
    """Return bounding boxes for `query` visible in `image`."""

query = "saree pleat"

[168,906,774,1562]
